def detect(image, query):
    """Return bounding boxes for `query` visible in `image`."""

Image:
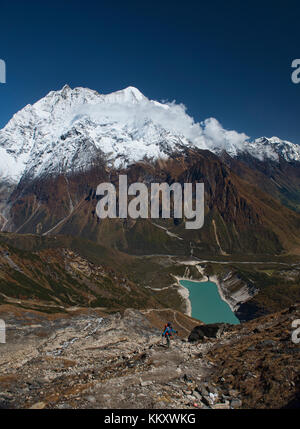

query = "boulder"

[188,323,229,342]
[231,398,242,408]
[140,380,153,387]
[193,391,202,401]
[29,401,47,409]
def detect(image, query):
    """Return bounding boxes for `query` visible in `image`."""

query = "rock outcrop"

[188,323,230,342]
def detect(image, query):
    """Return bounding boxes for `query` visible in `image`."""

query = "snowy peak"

[245,136,300,162]
[0,85,299,185]
[0,85,184,183]
[102,86,146,104]
[33,85,146,110]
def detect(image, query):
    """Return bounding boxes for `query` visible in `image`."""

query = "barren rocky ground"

[0,303,299,409]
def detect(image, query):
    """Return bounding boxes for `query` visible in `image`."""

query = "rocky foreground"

[0,303,299,409]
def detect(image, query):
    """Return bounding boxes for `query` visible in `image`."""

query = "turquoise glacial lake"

[180,280,240,325]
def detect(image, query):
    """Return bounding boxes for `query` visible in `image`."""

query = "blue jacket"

[162,326,177,337]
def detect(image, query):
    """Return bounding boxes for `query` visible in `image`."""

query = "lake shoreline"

[173,275,192,317]
[208,275,236,313]
[174,274,237,322]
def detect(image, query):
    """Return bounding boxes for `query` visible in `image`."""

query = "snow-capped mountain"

[241,137,300,163]
[0,85,189,183]
[0,85,299,184]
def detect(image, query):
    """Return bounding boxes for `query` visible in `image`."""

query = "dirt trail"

[141,308,191,334]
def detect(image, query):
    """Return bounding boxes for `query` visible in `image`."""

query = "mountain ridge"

[1,85,299,186]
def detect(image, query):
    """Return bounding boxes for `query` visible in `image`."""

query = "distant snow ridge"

[0,85,299,184]
[246,137,300,162]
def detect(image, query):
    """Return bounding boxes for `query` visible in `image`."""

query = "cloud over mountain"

[0,85,299,184]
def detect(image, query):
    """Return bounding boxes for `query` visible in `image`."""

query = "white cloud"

[202,117,249,153]
[0,86,252,183]
[72,92,249,154]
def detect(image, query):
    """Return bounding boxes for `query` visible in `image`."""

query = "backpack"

[163,324,172,337]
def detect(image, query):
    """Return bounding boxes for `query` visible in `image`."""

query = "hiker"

[162,322,178,348]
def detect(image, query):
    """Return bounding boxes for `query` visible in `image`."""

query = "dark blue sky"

[0,0,299,142]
